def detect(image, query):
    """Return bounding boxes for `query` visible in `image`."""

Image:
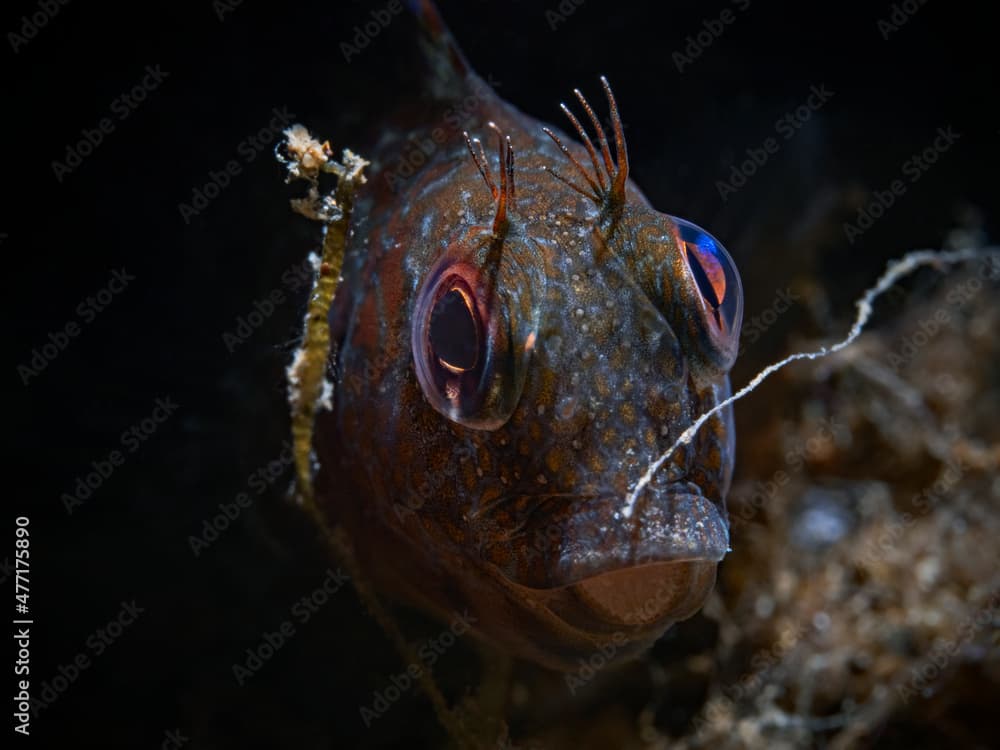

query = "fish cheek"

[685,380,736,505]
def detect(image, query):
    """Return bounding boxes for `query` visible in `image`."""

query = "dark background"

[8,0,996,747]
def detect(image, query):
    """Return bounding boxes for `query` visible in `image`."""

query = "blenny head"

[319,52,742,668]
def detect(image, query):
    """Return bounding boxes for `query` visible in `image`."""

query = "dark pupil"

[686,247,722,310]
[429,289,479,371]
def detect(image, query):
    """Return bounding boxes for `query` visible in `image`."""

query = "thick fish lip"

[480,488,730,590]
[546,491,729,588]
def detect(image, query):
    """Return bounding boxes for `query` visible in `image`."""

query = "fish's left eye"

[672,216,743,343]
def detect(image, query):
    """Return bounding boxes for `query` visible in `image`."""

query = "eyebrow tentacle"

[464,122,517,238]
[543,77,630,212]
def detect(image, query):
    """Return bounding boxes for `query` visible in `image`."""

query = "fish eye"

[429,283,480,373]
[412,258,527,430]
[672,216,743,342]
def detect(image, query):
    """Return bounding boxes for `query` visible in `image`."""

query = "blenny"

[313,1,743,671]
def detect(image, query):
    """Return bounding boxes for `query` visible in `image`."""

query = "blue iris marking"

[674,217,719,261]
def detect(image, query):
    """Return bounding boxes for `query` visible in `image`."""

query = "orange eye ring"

[684,240,726,311]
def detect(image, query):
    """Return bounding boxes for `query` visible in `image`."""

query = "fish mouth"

[479,487,730,591]
[476,487,729,642]
[570,557,720,628]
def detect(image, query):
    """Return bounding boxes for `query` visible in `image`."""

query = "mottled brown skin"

[314,18,741,670]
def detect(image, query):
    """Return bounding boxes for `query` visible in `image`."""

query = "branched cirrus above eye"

[410,127,538,431]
